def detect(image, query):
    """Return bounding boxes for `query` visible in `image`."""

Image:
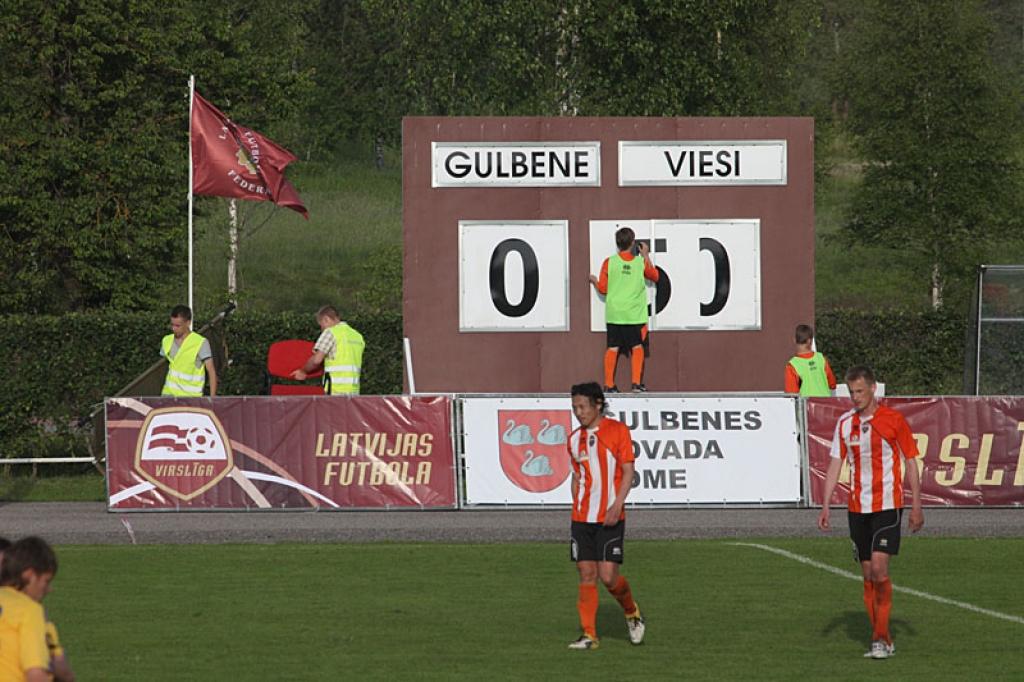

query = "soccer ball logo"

[186,426,218,455]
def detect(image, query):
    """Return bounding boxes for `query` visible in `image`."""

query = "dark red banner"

[106,396,455,510]
[807,397,1024,507]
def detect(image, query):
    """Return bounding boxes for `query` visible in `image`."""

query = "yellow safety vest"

[161,332,208,396]
[323,323,364,395]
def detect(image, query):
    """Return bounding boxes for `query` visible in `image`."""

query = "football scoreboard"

[404,118,813,392]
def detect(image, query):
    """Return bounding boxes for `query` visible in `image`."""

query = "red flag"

[191,92,308,218]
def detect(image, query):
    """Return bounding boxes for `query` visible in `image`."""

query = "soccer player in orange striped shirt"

[566,382,645,650]
[817,366,924,660]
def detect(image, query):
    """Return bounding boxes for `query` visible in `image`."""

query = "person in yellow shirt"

[0,536,60,682]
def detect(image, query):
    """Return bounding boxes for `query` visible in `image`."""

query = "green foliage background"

[3,0,1024,459]
[834,0,1023,308]
[1,311,401,459]
[0,308,959,460]
[0,0,313,313]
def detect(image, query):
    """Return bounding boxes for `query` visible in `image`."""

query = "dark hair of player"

[0,536,58,588]
[795,324,814,344]
[845,365,876,384]
[615,227,635,252]
[571,381,611,415]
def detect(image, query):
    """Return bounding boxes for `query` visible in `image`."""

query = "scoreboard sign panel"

[459,220,569,331]
[588,220,761,332]
[618,140,787,186]
[404,117,814,393]
[651,220,761,330]
[433,142,601,188]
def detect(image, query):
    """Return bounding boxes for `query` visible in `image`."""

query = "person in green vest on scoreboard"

[291,305,365,395]
[784,324,836,397]
[589,226,659,393]
[161,305,218,397]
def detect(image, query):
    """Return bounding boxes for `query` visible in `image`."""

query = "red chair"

[266,340,324,395]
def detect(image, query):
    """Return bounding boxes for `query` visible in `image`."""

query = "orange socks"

[577,584,599,638]
[603,349,617,388]
[872,578,893,643]
[578,578,637,638]
[608,575,637,615]
[630,347,644,385]
[862,580,876,627]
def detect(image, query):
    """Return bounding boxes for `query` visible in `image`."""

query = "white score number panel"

[459,220,570,331]
[589,219,762,331]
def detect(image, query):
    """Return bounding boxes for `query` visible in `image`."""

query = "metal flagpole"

[187,74,195,311]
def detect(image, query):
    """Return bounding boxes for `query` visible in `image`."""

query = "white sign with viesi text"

[432,142,601,187]
[618,140,787,186]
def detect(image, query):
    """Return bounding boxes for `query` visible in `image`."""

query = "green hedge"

[1,307,967,460]
[1,311,403,460]
[815,308,967,395]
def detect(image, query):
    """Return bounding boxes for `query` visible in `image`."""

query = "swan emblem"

[502,419,533,445]
[521,450,554,477]
[536,419,567,445]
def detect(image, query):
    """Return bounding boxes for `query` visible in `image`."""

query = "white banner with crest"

[461,395,802,505]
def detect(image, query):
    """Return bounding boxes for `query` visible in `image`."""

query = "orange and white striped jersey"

[567,417,635,523]
[830,404,919,513]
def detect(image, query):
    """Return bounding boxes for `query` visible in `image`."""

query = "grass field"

[0,473,105,502]
[45,537,1024,681]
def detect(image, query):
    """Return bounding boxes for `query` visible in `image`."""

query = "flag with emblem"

[190,92,308,217]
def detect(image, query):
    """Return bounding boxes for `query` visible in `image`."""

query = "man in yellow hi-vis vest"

[589,227,659,393]
[161,305,217,397]
[291,305,365,395]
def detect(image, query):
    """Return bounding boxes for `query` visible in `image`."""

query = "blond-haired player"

[818,366,924,659]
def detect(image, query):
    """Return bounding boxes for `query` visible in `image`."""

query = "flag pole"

[187,74,195,311]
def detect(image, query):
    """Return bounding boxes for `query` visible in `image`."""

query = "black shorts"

[606,323,647,352]
[848,509,903,562]
[570,520,625,564]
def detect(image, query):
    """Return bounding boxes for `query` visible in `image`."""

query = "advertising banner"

[462,395,801,505]
[106,396,456,510]
[807,397,1024,506]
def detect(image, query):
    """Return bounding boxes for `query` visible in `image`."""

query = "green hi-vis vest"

[161,332,207,397]
[605,254,649,325]
[788,352,831,397]
[324,323,365,395]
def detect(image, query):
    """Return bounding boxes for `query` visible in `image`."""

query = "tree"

[302,0,569,150]
[0,0,313,314]
[837,0,1023,309]
[301,0,818,150]
[570,0,817,117]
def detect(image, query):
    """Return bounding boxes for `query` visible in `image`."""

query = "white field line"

[730,542,1024,626]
